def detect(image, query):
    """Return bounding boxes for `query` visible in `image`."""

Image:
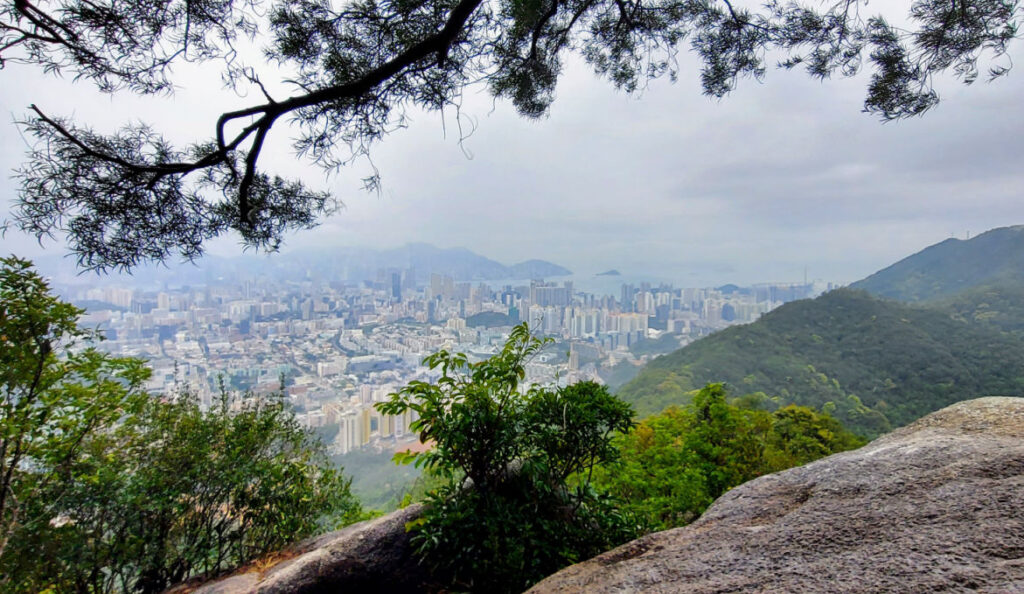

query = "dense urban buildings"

[62,271,822,454]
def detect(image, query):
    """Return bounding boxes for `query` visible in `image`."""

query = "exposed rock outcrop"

[530,397,1024,593]
[177,503,429,594]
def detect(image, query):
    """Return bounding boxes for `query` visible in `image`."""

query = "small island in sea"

[596,269,622,276]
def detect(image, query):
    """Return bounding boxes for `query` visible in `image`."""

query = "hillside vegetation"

[617,289,1024,437]
[466,311,514,328]
[597,384,865,530]
[935,283,1024,338]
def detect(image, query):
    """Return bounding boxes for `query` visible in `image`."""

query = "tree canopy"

[595,383,865,530]
[0,257,361,592]
[2,0,1019,269]
[0,255,150,563]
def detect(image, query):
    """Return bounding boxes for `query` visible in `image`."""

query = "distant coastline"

[596,269,621,276]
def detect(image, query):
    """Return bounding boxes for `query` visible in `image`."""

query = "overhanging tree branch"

[30,0,486,226]
[2,0,1020,271]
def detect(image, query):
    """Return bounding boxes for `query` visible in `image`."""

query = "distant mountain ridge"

[35,243,571,286]
[323,242,571,283]
[850,225,1024,301]
[321,243,571,282]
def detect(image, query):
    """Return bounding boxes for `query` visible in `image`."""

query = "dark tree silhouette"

[1,0,1018,270]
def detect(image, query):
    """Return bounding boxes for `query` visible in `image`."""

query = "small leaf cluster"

[377,323,640,592]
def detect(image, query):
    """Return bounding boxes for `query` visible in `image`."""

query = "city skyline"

[61,262,817,455]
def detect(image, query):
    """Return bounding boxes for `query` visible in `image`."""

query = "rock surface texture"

[530,397,1024,594]
[177,503,429,594]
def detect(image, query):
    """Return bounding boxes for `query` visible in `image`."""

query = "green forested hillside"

[935,283,1024,338]
[850,225,1024,302]
[617,289,1024,437]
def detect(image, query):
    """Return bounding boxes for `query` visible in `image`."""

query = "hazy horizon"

[21,229,991,293]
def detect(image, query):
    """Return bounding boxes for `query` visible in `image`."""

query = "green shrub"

[0,257,360,593]
[1,255,150,589]
[5,387,361,593]
[378,324,640,592]
[597,383,866,531]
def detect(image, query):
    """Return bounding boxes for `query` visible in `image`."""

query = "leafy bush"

[597,384,866,530]
[378,324,640,592]
[1,256,150,576]
[0,257,360,593]
[6,389,361,594]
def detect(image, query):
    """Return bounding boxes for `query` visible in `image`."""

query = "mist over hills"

[619,225,1024,437]
[294,243,572,283]
[35,243,571,287]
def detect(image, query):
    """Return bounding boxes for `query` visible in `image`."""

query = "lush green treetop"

[597,383,865,530]
[2,0,1019,269]
[378,323,639,591]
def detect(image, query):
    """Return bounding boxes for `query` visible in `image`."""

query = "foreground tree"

[2,0,1019,269]
[3,389,360,593]
[0,257,360,593]
[0,256,149,560]
[377,324,639,592]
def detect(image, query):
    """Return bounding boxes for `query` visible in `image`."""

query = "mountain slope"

[850,225,1024,302]
[617,289,1024,437]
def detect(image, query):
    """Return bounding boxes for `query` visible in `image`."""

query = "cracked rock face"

[529,397,1024,594]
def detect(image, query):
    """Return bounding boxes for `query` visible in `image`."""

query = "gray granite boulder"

[176,503,430,594]
[529,397,1024,593]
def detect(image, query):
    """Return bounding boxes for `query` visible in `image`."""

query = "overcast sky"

[2,6,1024,287]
